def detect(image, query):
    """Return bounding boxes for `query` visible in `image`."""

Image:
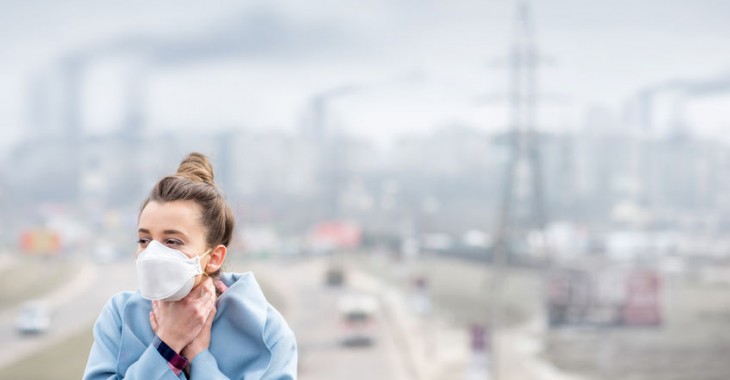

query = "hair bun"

[176,152,215,185]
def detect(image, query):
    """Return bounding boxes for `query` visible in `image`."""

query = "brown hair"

[140,152,236,251]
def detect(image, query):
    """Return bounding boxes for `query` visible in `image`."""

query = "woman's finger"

[201,296,215,317]
[194,277,214,299]
[205,306,216,326]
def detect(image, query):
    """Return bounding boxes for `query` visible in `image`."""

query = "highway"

[0,258,137,369]
[245,258,412,380]
[0,256,411,379]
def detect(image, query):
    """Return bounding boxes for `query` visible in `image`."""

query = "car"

[337,294,378,347]
[16,301,51,335]
[325,265,345,287]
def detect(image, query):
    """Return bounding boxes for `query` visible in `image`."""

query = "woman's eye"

[137,238,150,246]
[165,239,183,246]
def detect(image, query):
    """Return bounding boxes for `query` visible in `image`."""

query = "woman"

[83,153,297,379]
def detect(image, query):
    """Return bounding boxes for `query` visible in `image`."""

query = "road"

[0,256,411,379]
[249,258,412,380]
[0,258,137,369]
[0,253,592,380]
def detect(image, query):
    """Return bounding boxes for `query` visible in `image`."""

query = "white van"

[337,294,378,347]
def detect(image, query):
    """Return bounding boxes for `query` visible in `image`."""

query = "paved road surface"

[0,256,410,379]
[250,258,412,380]
[0,258,137,369]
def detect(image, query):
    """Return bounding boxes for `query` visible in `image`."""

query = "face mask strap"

[200,247,213,258]
[200,247,214,277]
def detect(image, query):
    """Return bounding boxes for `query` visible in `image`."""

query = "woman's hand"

[181,305,216,360]
[149,278,216,353]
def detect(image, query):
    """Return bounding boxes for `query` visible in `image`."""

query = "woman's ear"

[205,245,227,273]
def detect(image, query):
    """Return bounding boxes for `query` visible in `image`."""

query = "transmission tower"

[493,0,547,265]
[484,4,550,379]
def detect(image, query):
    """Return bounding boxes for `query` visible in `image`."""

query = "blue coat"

[83,272,297,380]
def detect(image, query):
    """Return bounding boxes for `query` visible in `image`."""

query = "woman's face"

[137,200,212,286]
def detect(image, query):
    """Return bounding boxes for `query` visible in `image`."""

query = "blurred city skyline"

[1,0,730,155]
[3,2,730,379]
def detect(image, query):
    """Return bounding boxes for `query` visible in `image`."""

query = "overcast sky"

[1,0,729,149]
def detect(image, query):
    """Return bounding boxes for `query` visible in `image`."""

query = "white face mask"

[136,240,212,301]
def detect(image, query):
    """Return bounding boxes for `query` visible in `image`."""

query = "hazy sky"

[1,0,729,149]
